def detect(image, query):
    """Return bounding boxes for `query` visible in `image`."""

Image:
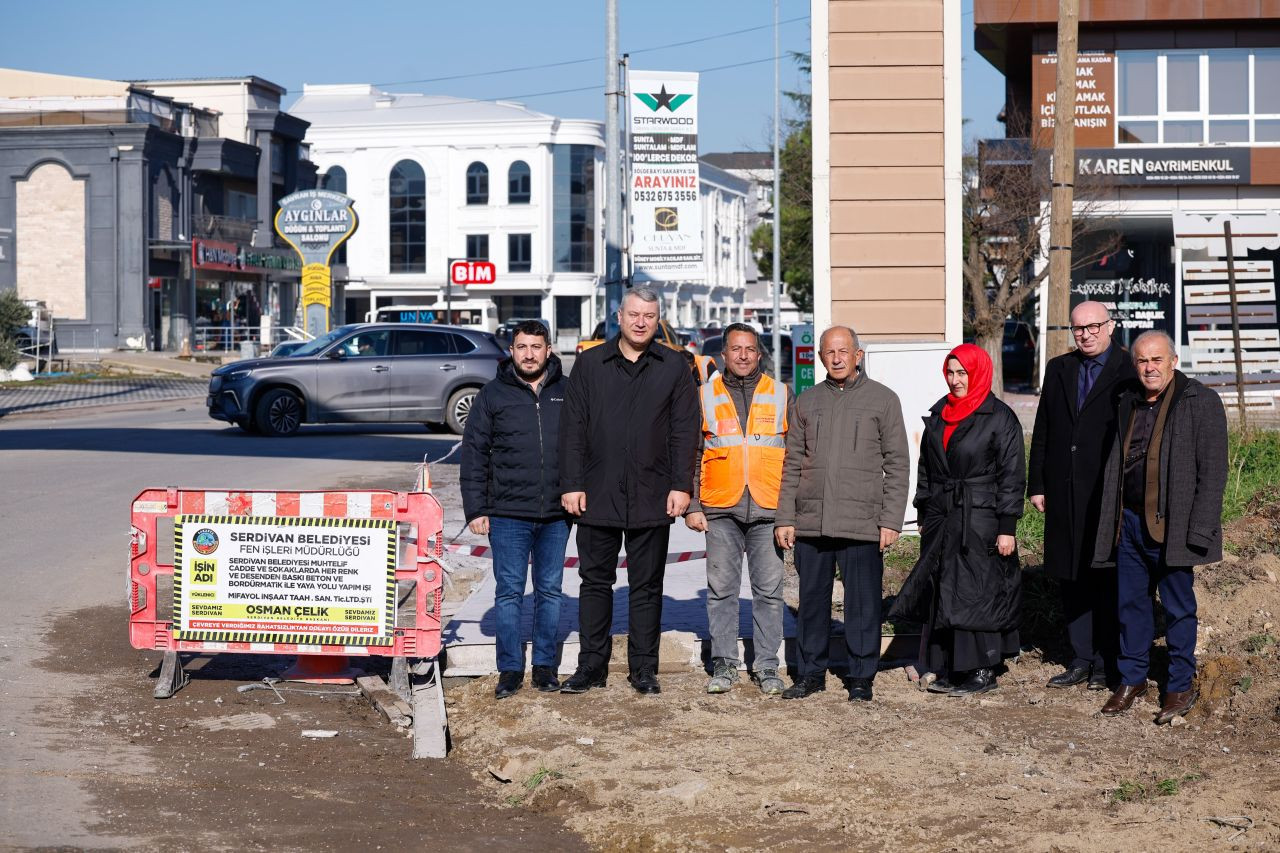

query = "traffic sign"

[449,260,496,285]
[791,324,815,393]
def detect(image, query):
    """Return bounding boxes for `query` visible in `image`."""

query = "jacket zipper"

[534,387,545,513]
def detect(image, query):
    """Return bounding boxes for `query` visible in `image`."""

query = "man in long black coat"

[558,287,700,696]
[1027,301,1137,689]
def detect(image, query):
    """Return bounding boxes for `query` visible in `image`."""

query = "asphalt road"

[0,402,575,849]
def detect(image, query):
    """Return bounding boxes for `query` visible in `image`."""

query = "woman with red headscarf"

[889,344,1026,696]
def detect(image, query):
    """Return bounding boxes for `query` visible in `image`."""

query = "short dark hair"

[510,320,550,345]
[722,323,761,349]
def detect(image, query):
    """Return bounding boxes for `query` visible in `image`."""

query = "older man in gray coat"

[1092,331,1228,724]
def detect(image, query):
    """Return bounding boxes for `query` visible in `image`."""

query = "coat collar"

[601,335,667,363]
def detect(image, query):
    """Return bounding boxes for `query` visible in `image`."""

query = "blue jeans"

[1116,509,1198,692]
[488,516,571,672]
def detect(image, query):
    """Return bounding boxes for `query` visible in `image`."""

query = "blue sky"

[7,0,1005,153]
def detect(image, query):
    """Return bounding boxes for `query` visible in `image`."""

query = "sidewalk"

[98,350,217,379]
[0,377,207,417]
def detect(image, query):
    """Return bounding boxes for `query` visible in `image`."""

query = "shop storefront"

[189,237,301,353]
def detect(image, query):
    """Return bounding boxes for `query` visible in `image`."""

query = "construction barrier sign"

[172,515,396,645]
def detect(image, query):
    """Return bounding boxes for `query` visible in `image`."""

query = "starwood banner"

[628,69,703,282]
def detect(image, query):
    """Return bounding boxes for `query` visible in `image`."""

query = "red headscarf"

[940,343,993,450]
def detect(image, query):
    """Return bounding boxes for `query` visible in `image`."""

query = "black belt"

[940,473,998,554]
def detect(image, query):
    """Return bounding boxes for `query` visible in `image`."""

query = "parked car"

[1001,320,1037,389]
[207,323,504,436]
[494,317,551,349]
[700,331,792,384]
[575,318,683,355]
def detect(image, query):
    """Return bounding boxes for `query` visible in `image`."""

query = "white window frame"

[1116,48,1280,146]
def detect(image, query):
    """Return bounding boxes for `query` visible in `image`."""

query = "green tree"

[0,289,29,370]
[752,52,812,314]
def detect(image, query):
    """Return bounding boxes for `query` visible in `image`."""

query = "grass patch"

[1237,675,1253,693]
[1243,634,1275,655]
[524,767,563,791]
[1109,773,1201,804]
[1225,429,1280,522]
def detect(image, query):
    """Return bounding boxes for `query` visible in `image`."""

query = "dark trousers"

[794,536,883,680]
[1061,570,1117,674]
[575,523,670,674]
[1116,509,1198,693]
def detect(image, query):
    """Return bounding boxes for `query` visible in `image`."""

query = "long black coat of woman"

[889,343,1025,696]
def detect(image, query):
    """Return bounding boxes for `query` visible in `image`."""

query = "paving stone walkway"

[0,378,207,417]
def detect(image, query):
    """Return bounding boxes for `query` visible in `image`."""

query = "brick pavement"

[0,378,207,417]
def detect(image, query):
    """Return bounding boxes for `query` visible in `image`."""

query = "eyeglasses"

[1070,320,1112,337]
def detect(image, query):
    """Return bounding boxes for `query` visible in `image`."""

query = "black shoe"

[781,674,826,700]
[949,668,997,697]
[495,670,523,699]
[1087,670,1109,691]
[559,667,607,694]
[532,665,561,692]
[926,676,957,694]
[1046,665,1090,689]
[846,677,874,702]
[627,667,661,695]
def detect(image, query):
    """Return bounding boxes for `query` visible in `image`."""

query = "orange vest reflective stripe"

[699,373,788,509]
[695,354,717,384]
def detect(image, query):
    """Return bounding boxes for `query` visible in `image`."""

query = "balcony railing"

[193,214,258,243]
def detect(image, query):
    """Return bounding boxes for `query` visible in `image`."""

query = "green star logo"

[634,84,692,112]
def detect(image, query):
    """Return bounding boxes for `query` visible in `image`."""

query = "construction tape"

[445,541,706,568]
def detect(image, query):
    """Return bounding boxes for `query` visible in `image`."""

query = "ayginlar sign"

[172,515,396,645]
[275,190,358,338]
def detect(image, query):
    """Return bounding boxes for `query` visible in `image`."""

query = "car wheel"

[445,387,478,434]
[255,388,303,437]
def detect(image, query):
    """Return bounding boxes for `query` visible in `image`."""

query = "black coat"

[890,394,1026,632]
[459,355,567,523]
[1027,345,1137,580]
[559,336,700,528]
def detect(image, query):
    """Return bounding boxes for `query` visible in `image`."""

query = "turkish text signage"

[628,69,703,282]
[1031,51,1115,149]
[192,238,302,275]
[275,190,358,338]
[1076,148,1250,185]
[172,515,396,645]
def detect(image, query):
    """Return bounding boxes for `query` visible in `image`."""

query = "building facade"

[811,0,964,344]
[294,84,750,345]
[0,69,313,353]
[976,0,1280,396]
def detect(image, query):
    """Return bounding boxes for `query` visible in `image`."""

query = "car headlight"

[224,369,253,383]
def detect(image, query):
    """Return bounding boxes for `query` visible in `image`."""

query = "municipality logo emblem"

[192,528,220,556]
[634,84,692,112]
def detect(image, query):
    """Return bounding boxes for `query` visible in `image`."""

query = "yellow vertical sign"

[275,190,358,337]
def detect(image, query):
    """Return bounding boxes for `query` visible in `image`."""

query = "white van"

[367,299,498,333]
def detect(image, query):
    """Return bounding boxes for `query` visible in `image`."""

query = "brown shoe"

[1101,683,1148,716]
[1155,689,1198,725]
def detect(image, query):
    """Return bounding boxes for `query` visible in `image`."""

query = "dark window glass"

[389,160,426,273]
[338,330,391,358]
[466,234,490,260]
[552,145,596,272]
[466,161,489,205]
[508,233,532,273]
[1118,120,1158,144]
[449,333,477,354]
[394,330,453,356]
[508,160,531,204]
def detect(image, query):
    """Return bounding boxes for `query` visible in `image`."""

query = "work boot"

[531,665,561,692]
[781,674,826,700]
[705,657,740,694]
[752,667,786,695]
[495,670,523,699]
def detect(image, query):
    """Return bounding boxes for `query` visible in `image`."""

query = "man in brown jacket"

[775,326,910,702]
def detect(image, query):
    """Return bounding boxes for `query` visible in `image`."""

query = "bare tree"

[964,138,1121,396]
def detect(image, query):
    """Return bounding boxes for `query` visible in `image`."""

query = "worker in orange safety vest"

[684,322,795,696]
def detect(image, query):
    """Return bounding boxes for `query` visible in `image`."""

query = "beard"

[513,359,547,382]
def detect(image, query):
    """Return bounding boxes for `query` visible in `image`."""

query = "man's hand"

[468,516,489,536]
[1030,494,1046,513]
[775,525,796,550]
[879,527,900,552]
[996,534,1016,557]
[684,511,708,532]
[561,492,587,516]
[667,490,691,518]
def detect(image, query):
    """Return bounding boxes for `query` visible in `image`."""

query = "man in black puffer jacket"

[461,321,570,699]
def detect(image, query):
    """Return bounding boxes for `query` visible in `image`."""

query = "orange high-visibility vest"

[695,354,718,385]
[699,372,788,509]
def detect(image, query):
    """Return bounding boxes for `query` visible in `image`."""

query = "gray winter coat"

[1091,372,1229,568]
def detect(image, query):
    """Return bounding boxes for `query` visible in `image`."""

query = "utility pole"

[1046,0,1080,359]
[604,0,623,337]
[771,0,782,368]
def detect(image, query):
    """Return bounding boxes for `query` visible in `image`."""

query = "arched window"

[321,165,347,193]
[389,160,426,273]
[507,160,531,204]
[466,161,489,205]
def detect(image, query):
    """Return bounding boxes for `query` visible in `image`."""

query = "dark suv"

[207,323,503,436]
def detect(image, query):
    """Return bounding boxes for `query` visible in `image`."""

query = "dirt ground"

[438,526,1280,851]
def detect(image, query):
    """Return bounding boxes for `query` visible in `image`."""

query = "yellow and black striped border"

[172,514,397,646]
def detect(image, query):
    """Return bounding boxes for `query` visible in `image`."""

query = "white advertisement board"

[172,515,396,645]
[628,69,703,282]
